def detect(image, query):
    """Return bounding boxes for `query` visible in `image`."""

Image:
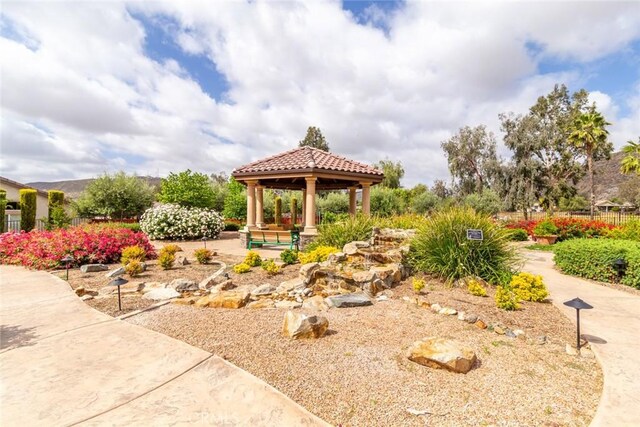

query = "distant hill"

[28,176,163,199]
[576,151,636,202]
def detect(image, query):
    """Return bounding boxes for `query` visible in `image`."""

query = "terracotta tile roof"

[232,147,383,177]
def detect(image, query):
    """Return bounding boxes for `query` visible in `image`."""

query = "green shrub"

[508,228,529,241]
[280,249,298,265]
[495,285,520,310]
[315,214,375,249]
[370,186,406,217]
[0,189,5,233]
[48,190,65,219]
[194,248,213,264]
[533,220,559,236]
[509,272,548,302]
[233,262,251,274]
[261,259,281,275]
[408,207,517,284]
[19,189,37,232]
[606,220,640,241]
[121,245,147,265]
[125,260,144,277]
[412,278,426,293]
[290,197,298,225]
[274,196,282,226]
[316,192,349,215]
[224,222,240,231]
[43,206,71,230]
[462,189,503,215]
[554,239,640,288]
[412,191,439,214]
[158,250,175,270]
[244,250,262,267]
[298,246,339,264]
[467,279,487,297]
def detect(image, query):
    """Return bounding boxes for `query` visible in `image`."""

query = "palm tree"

[568,112,611,219]
[621,138,640,175]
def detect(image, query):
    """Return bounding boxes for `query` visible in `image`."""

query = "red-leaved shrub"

[0,225,156,270]
[504,217,617,241]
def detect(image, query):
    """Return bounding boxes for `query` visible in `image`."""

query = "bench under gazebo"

[231,146,384,248]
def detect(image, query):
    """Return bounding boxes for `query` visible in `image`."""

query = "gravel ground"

[124,277,602,427]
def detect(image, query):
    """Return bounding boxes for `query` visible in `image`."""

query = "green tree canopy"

[374,159,404,188]
[222,177,247,220]
[621,138,640,176]
[299,126,329,151]
[74,172,155,219]
[158,170,217,209]
[463,189,503,215]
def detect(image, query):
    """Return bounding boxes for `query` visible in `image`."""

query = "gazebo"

[231,146,384,245]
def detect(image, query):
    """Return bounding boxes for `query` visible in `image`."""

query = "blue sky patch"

[0,15,39,51]
[342,0,404,33]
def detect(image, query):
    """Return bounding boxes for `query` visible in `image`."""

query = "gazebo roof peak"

[232,146,384,178]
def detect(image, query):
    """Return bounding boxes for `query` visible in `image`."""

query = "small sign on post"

[466,229,484,241]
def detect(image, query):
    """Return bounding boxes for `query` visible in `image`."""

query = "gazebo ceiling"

[231,146,384,189]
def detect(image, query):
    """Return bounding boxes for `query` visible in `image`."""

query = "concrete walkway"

[0,266,329,426]
[522,251,640,427]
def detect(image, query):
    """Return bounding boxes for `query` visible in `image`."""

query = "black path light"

[201,236,207,249]
[613,258,627,281]
[61,254,74,281]
[563,297,594,352]
[108,277,128,311]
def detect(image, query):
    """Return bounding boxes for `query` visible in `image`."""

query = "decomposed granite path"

[522,250,640,427]
[0,265,329,426]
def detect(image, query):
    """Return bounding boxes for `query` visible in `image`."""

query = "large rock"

[251,284,277,297]
[302,295,329,311]
[282,311,329,339]
[206,290,250,309]
[210,279,235,293]
[363,278,385,298]
[105,267,126,278]
[80,264,108,273]
[247,299,275,309]
[370,264,402,286]
[176,255,190,266]
[326,293,372,308]
[142,288,180,301]
[277,277,305,293]
[407,337,477,374]
[169,278,198,292]
[327,252,347,263]
[299,262,320,283]
[352,270,376,284]
[275,300,302,309]
[342,241,370,255]
[140,282,167,294]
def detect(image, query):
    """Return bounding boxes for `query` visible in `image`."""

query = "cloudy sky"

[1,0,639,186]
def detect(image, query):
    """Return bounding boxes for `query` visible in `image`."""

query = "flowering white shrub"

[140,204,224,240]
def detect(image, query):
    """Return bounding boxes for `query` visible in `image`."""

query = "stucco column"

[348,186,357,216]
[255,184,265,228]
[360,182,372,216]
[246,180,257,228]
[304,178,317,233]
[301,189,307,227]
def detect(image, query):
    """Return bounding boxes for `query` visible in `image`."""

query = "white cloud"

[1,0,639,187]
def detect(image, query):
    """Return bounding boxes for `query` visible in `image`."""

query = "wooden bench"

[248,229,300,250]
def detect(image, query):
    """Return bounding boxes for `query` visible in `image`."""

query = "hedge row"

[554,239,640,289]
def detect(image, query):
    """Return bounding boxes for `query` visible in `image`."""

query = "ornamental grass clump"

[314,214,375,249]
[244,251,262,267]
[194,248,213,264]
[140,204,224,240]
[510,272,548,302]
[408,207,517,284]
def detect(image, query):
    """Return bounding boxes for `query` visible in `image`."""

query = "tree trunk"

[588,154,594,220]
[523,207,528,220]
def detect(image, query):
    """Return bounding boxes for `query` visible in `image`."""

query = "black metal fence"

[499,211,640,226]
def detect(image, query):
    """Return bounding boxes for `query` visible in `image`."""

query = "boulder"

[464,314,478,324]
[206,290,250,309]
[282,311,329,339]
[105,267,126,278]
[251,284,277,297]
[247,299,275,309]
[120,281,145,294]
[169,278,199,292]
[407,337,477,374]
[140,282,167,293]
[176,256,190,266]
[352,270,376,284]
[172,296,200,305]
[327,252,347,263]
[439,307,457,316]
[363,278,385,298]
[326,293,372,308]
[299,262,320,283]
[198,265,229,290]
[75,287,86,297]
[275,300,302,309]
[430,303,442,313]
[342,241,370,255]
[142,288,180,301]
[80,264,108,273]
[210,279,235,293]
[370,264,402,286]
[277,277,305,293]
[302,295,329,311]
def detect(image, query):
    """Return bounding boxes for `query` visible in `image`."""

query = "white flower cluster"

[140,204,224,240]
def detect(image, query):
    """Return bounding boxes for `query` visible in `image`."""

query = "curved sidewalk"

[0,266,329,426]
[523,251,640,427]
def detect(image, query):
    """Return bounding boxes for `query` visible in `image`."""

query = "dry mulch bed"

[120,275,602,427]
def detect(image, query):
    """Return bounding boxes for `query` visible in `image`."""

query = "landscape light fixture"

[613,258,627,281]
[563,297,593,352]
[201,236,207,249]
[108,277,129,311]
[61,254,74,280]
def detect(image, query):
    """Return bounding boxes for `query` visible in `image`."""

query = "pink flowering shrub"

[0,225,156,270]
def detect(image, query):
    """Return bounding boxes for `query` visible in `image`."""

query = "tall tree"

[299,126,329,151]
[568,111,612,219]
[621,138,640,176]
[374,159,404,188]
[158,170,217,209]
[441,125,500,195]
[430,180,450,199]
[500,84,590,216]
